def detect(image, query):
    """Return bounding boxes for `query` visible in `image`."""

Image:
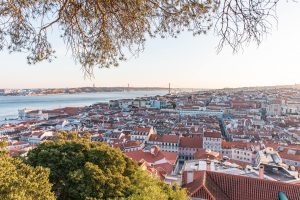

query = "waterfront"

[0,90,167,120]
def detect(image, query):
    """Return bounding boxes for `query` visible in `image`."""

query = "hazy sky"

[0,1,299,89]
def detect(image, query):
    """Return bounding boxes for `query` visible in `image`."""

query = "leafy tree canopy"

[0,158,55,200]
[0,140,8,158]
[0,0,279,76]
[26,136,188,199]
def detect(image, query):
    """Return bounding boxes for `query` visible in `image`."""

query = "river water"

[0,90,167,120]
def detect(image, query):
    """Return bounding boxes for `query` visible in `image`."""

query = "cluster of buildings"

[1,87,300,199]
[0,88,50,96]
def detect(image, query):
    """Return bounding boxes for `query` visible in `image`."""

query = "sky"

[0,1,300,89]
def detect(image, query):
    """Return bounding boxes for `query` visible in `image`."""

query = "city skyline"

[1,1,300,199]
[0,1,299,89]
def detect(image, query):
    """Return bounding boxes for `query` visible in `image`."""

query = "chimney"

[206,160,211,171]
[150,145,160,156]
[186,171,194,184]
[259,165,264,179]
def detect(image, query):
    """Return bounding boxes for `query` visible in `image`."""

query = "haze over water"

[0,90,167,120]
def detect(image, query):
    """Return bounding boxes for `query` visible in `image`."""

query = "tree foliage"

[127,169,187,200]
[216,0,278,52]
[0,158,55,200]
[26,137,188,200]
[0,0,279,76]
[0,140,8,158]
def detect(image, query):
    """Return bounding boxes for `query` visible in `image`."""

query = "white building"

[0,127,15,135]
[178,109,224,118]
[18,109,48,120]
[27,131,53,144]
[130,127,155,143]
[222,142,261,164]
[147,134,179,152]
[203,132,222,152]
[278,147,300,168]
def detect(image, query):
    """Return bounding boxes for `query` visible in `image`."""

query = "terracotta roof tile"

[125,149,177,164]
[194,149,223,160]
[179,136,203,149]
[279,148,300,162]
[183,170,300,200]
[149,134,179,143]
[204,131,222,138]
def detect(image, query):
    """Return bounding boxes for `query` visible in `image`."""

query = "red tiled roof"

[48,107,81,115]
[154,162,174,175]
[279,148,300,162]
[179,136,203,149]
[9,148,28,157]
[123,140,142,148]
[137,159,175,180]
[149,134,179,143]
[161,151,177,164]
[12,141,28,146]
[194,149,223,160]
[183,170,300,200]
[125,150,177,165]
[204,132,221,138]
[290,179,300,185]
[221,141,256,150]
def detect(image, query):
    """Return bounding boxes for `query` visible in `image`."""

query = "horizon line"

[1,83,299,91]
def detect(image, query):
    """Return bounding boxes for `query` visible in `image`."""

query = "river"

[0,90,167,120]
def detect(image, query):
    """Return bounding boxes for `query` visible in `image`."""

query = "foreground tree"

[0,140,8,158]
[0,158,55,200]
[26,138,188,199]
[0,0,279,75]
